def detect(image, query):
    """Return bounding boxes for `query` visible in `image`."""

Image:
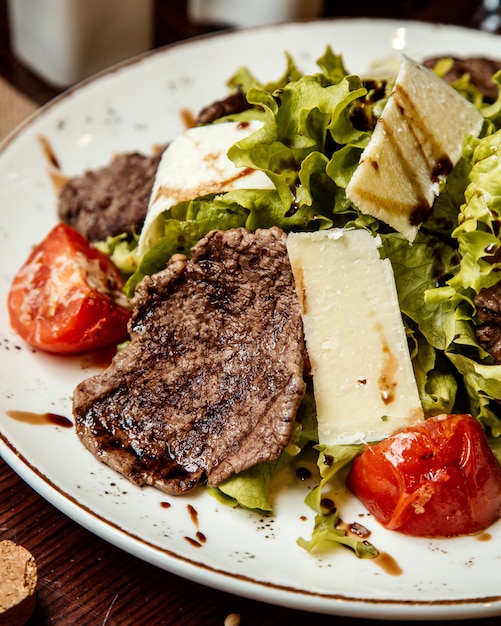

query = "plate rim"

[3,434,501,621]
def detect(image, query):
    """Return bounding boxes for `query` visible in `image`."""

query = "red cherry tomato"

[8,223,131,354]
[346,413,501,537]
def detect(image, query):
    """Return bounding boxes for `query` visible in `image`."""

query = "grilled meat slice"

[194,91,252,125]
[423,56,501,103]
[58,150,162,242]
[73,227,306,494]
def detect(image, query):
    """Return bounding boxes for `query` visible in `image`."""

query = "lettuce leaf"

[450,131,501,294]
[208,388,318,514]
[297,443,378,558]
[381,232,458,350]
[377,232,459,415]
[297,511,378,558]
[125,196,249,297]
[227,51,306,95]
[421,129,501,432]
[479,70,501,131]
[227,72,369,219]
[446,351,501,435]
[304,444,362,513]
[94,233,139,277]
[130,47,377,298]
[430,57,487,109]
[117,50,501,550]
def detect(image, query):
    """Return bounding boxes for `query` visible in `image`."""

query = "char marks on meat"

[73,227,306,494]
[58,151,162,242]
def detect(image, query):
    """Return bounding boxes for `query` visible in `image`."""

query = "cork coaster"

[0,540,37,625]
[0,76,37,140]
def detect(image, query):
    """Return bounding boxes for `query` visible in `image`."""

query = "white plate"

[2,18,501,621]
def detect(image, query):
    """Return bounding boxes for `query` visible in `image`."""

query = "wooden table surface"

[2,1,501,624]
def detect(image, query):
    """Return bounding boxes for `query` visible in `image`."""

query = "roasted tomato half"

[8,223,131,354]
[346,413,501,537]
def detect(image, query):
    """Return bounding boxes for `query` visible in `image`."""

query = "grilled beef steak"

[73,227,306,494]
[58,151,162,242]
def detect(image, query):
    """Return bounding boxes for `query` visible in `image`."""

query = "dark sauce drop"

[323,454,334,467]
[409,201,431,227]
[184,536,202,548]
[38,135,70,195]
[319,498,336,514]
[285,202,299,218]
[349,522,371,539]
[296,466,312,481]
[160,501,171,509]
[38,134,61,169]
[430,157,453,183]
[187,504,198,528]
[196,532,206,544]
[181,108,195,128]
[7,410,73,428]
[374,551,403,576]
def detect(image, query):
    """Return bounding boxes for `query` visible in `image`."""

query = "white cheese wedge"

[346,55,483,242]
[286,228,424,446]
[138,120,273,255]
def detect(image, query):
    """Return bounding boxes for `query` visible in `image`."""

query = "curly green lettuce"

[423,130,501,440]
[124,47,379,296]
[103,49,501,550]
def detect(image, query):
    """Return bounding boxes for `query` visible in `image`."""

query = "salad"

[7,46,501,559]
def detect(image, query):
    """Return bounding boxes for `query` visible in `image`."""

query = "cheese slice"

[286,228,424,445]
[138,120,273,255]
[346,55,483,242]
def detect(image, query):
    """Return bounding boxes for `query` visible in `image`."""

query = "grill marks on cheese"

[346,55,483,241]
[364,85,451,229]
[287,229,424,446]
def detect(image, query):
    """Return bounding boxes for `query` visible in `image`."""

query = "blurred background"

[0,0,492,105]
